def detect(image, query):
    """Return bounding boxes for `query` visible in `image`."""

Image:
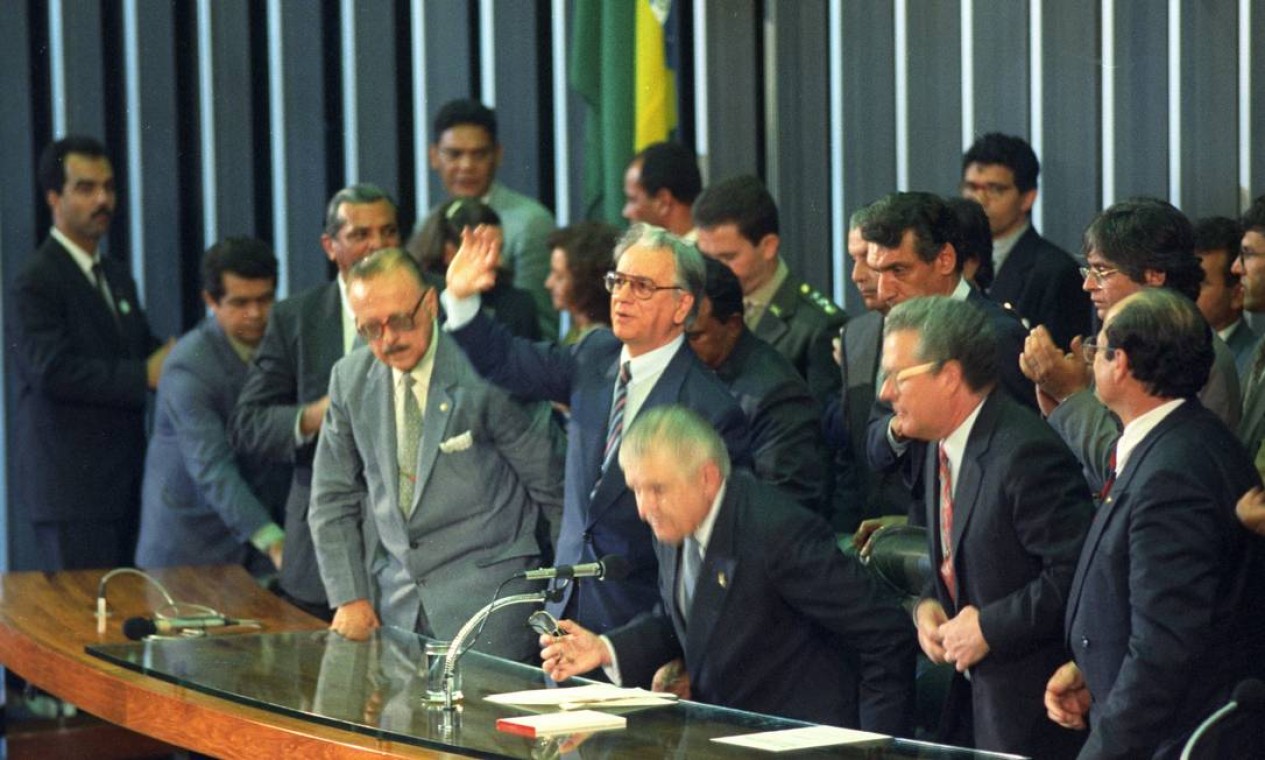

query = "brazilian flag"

[571,0,679,224]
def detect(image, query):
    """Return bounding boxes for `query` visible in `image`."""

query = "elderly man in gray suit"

[310,248,564,660]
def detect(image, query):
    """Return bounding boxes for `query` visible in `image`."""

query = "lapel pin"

[717,571,727,588]
[119,300,132,315]
[439,401,449,413]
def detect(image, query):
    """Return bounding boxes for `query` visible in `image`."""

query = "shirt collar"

[991,220,1030,272]
[1115,398,1185,475]
[51,226,99,279]
[950,275,972,301]
[745,258,789,310]
[939,395,986,477]
[620,333,684,384]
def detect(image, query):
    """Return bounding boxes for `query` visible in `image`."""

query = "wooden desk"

[0,566,459,758]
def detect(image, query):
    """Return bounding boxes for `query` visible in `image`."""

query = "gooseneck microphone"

[516,555,630,582]
[1179,678,1265,760]
[122,614,260,641]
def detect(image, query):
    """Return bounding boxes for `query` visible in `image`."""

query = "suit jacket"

[989,226,1092,349]
[1048,334,1242,493]
[230,281,345,605]
[713,331,828,516]
[606,470,915,733]
[448,310,751,634]
[136,318,290,569]
[310,333,565,660]
[752,274,847,403]
[1239,339,1265,472]
[1222,318,1259,384]
[1065,400,1265,759]
[9,236,160,549]
[485,181,558,337]
[921,392,1091,758]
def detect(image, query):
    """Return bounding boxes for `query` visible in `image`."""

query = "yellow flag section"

[635,0,677,152]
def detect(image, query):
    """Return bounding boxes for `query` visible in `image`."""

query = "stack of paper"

[711,725,890,752]
[486,684,679,710]
[496,709,627,738]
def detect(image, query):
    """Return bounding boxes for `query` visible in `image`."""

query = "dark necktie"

[678,536,702,623]
[938,443,958,604]
[592,361,632,497]
[1099,446,1118,503]
[91,261,121,328]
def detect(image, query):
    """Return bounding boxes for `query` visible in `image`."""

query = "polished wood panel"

[0,566,460,759]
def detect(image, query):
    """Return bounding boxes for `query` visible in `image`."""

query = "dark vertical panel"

[207,0,257,238]
[1110,0,1168,201]
[422,0,475,208]
[904,0,962,194]
[1,1,38,572]
[494,1,549,207]
[276,0,329,295]
[347,2,400,197]
[565,0,587,224]
[132,0,183,338]
[59,0,107,138]
[1038,0,1100,252]
[770,0,831,292]
[840,0,896,314]
[1180,0,1238,218]
[704,0,760,180]
[1254,2,1265,203]
[971,0,1029,139]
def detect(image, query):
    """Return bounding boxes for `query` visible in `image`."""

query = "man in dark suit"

[881,297,1091,758]
[539,406,914,734]
[442,223,750,639]
[10,135,173,571]
[309,249,563,658]
[693,175,846,404]
[136,238,288,573]
[1045,288,1265,759]
[960,132,1091,349]
[230,184,400,620]
[1022,199,1241,491]
[1233,197,1265,475]
[1193,216,1257,381]
[687,257,828,515]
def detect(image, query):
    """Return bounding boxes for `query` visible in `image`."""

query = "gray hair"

[324,183,397,238]
[347,247,426,290]
[619,405,731,480]
[612,222,705,326]
[884,296,997,392]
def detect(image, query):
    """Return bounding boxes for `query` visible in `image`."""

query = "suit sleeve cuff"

[440,291,481,330]
[250,523,285,552]
[598,635,623,686]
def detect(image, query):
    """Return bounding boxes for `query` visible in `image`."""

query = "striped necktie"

[593,362,632,494]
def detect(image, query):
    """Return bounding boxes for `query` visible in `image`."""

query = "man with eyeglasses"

[880,296,1090,759]
[308,248,563,656]
[1233,196,1265,513]
[1045,288,1264,759]
[961,133,1091,349]
[428,99,557,337]
[1021,198,1241,491]
[440,222,750,660]
[231,184,400,620]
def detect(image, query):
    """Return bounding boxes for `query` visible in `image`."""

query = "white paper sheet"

[711,725,890,752]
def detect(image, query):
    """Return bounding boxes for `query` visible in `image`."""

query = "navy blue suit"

[448,310,751,634]
[1066,400,1265,759]
[606,470,915,733]
[10,236,161,570]
[136,318,289,570]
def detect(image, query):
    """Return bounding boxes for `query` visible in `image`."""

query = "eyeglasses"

[959,180,1016,200]
[1080,337,1114,364]
[356,292,425,341]
[1238,247,1265,265]
[1079,266,1121,286]
[603,271,683,300]
[888,361,940,391]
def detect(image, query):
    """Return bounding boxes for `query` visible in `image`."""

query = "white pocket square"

[438,431,474,453]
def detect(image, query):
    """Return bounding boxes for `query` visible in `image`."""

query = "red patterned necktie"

[938,443,958,604]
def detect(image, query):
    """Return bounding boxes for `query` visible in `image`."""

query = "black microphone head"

[1232,679,1265,711]
[122,617,158,641]
[598,555,630,581]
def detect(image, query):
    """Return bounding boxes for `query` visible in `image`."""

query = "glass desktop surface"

[88,628,1013,759]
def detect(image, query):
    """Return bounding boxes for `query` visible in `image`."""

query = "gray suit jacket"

[230,281,345,606]
[310,333,565,660]
[136,318,289,569]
